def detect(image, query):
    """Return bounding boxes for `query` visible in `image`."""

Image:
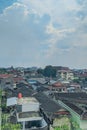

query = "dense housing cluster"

[0,66,87,130]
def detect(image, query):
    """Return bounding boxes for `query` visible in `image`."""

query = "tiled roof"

[54,92,87,100]
[0,74,13,78]
[62,100,83,115]
[54,93,87,118]
[82,112,87,120]
[34,92,62,114]
[52,82,64,87]
[6,85,34,98]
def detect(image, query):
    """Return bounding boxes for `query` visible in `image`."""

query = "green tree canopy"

[43,65,56,77]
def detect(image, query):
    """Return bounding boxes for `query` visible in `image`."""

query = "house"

[0,74,14,90]
[54,92,87,130]
[7,94,48,130]
[56,70,74,81]
[58,100,87,130]
[28,78,48,85]
[49,82,67,93]
[34,92,70,129]
[6,85,71,129]
[24,70,38,78]
[68,83,81,92]
[13,77,24,84]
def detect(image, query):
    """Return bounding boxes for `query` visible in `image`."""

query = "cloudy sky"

[0,0,87,69]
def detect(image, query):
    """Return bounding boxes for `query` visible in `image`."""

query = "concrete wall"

[22,103,39,112]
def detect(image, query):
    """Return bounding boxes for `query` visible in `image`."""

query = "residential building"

[0,74,14,90]
[54,92,87,130]
[49,82,67,93]
[34,92,70,129]
[56,70,74,81]
[58,100,87,130]
[7,95,48,130]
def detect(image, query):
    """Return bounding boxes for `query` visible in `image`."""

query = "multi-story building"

[7,94,48,130]
[56,70,74,81]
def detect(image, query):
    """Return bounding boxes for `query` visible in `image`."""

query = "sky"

[0,0,87,69]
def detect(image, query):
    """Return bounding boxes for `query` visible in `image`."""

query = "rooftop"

[7,97,17,106]
[17,97,39,105]
[18,111,40,118]
[62,100,83,115]
[0,74,13,79]
[54,92,87,101]
[17,111,42,122]
[7,97,39,106]
[57,70,72,73]
[34,92,62,116]
[52,82,65,88]
[54,92,87,119]
[10,85,34,97]
[60,100,87,120]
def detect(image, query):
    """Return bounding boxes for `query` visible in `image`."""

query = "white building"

[56,70,74,81]
[7,95,48,130]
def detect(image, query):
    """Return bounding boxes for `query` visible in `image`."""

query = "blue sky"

[0,0,87,69]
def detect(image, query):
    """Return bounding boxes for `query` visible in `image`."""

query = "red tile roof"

[0,74,13,79]
[52,82,64,87]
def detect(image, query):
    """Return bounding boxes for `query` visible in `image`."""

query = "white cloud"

[0,3,51,67]
[46,23,76,37]
[0,0,87,68]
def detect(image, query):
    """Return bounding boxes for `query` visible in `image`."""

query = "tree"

[37,68,44,75]
[0,89,2,99]
[0,68,7,74]
[43,65,56,77]
[0,89,2,107]
[1,123,21,130]
[54,124,69,130]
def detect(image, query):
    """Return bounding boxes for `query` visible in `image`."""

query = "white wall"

[22,102,39,112]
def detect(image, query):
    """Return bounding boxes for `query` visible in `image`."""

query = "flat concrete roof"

[17,97,39,105]
[17,111,42,122]
[7,97,39,106]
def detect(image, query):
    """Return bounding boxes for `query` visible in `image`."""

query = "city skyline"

[0,0,87,69]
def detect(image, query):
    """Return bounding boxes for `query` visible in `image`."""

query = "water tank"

[18,93,22,98]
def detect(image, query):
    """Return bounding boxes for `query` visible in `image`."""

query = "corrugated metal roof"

[7,97,17,106]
